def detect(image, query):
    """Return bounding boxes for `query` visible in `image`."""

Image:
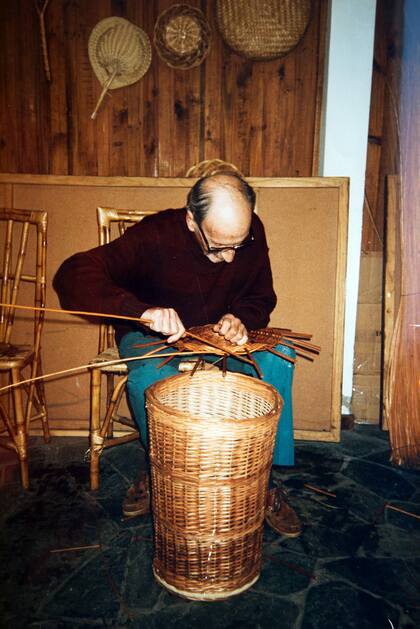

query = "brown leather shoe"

[122,471,150,518]
[265,487,302,537]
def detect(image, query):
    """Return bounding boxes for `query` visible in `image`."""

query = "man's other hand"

[141,307,185,343]
[213,314,248,346]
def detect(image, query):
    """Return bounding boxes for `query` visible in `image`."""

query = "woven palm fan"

[216,0,312,60]
[88,17,152,119]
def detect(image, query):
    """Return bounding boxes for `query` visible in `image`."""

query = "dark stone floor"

[1,425,419,628]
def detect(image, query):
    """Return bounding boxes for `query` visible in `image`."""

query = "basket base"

[153,568,259,601]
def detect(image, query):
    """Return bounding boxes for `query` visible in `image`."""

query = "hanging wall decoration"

[88,16,152,119]
[154,4,211,70]
[216,0,312,61]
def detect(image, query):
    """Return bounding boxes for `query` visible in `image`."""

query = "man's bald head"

[186,171,256,263]
[187,172,256,227]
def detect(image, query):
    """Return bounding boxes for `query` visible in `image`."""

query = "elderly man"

[54,172,301,537]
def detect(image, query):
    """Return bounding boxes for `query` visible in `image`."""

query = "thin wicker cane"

[216,0,312,61]
[146,371,282,600]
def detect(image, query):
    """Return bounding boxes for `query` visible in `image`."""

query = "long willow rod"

[1,302,254,366]
[0,350,204,395]
[0,302,152,326]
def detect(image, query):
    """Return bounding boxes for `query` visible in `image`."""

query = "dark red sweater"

[53,208,277,341]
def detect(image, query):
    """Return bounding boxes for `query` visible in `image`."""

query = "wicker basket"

[154,4,211,70]
[146,371,283,600]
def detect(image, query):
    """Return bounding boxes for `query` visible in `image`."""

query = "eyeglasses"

[195,222,255,254]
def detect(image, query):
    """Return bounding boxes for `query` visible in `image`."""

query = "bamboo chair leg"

[90,367,102,491]
[11,367,29,489]
[105,372,115,439]
[36,356,50,442]
[99,375,128,440]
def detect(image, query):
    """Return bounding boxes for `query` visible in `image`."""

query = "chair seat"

[89,347,128,374]
[0,343,34,370]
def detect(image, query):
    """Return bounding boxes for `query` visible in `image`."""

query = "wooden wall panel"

[0,0,325,178]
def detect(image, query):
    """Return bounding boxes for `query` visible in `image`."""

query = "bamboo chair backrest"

[96,207,157,353]
[0,208,47,348]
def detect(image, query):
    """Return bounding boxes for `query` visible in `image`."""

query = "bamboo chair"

[0,208,50,489]
[88,207,156,490]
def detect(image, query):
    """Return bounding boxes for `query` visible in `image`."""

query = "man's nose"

[221,249,236,263]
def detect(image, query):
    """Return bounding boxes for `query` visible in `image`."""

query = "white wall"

[319,0,377,413]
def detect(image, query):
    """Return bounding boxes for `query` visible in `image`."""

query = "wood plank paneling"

[0,0,325,177]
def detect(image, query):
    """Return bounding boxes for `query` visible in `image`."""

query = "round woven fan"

[88,17,152,118]
[216,0,312,61]
[154,4,211,69]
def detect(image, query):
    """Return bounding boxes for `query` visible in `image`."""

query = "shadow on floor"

[0,425,419,628]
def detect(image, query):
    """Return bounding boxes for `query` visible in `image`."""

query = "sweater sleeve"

[53,222,153,320]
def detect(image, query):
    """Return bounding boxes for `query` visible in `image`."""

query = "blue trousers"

[118,331,295,466]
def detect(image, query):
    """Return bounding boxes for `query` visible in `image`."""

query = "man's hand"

[213,314,248,346]
[141,307,185,343]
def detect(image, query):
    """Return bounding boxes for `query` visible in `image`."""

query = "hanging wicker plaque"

[154,4,211,69]
[216,0,312,61]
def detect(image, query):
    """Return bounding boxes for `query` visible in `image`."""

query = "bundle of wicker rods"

[175,324,320,363]
[146,370,283,600]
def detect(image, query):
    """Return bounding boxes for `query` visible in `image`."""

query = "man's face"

[186,185,253,264]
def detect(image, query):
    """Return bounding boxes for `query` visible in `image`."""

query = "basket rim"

[145,370,282,421]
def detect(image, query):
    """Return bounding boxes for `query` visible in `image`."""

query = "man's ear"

[185,209,195,232]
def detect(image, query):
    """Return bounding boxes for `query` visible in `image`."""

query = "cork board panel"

[257,187,345,437]
[4,176,348,441]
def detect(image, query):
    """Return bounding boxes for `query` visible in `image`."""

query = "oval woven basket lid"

[154,3,211,69]
[216,0,312,61]
[88,16,152,89]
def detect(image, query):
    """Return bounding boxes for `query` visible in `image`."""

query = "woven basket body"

[146,371,283,600]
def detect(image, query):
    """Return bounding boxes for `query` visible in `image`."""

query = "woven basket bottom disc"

[153,566,259,601]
